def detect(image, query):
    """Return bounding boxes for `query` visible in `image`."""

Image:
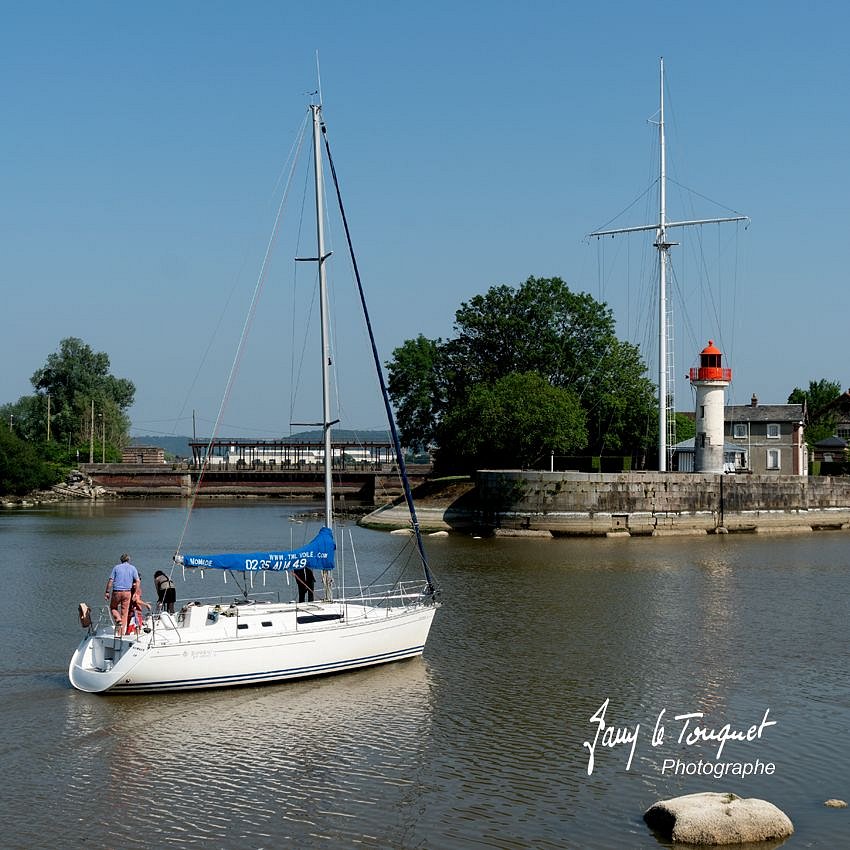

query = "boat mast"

[589,57,748,472]
[311,103,334,531]
[657,57,670,471]
[311,102,335,601]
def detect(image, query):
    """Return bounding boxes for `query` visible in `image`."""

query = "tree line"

[0,337,135,495]
[386,276,845,474]
[2,286,844,495]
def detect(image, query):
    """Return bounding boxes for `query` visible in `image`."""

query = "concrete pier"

[473,470,850,536]
[362,472,850,536]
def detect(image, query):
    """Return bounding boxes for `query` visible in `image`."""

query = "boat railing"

[88,605,114,635]
[174,590,285,608]
[337,580,432,609]
[83,606,146,663]
[87,604,148,637]
[167,583,430,611]
[84,581,429,643]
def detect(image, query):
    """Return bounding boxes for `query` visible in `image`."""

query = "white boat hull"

[69,599,438,694]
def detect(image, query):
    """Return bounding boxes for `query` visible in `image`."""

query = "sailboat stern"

[68,632,149,693]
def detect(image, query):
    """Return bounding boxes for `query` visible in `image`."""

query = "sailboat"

[69,102,440,694]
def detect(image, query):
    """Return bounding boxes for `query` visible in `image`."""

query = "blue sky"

[2,1,849,439]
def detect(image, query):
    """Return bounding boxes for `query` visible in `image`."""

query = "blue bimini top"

[177,526,335,573]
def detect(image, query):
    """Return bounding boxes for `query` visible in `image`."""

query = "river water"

[2,500,848,849]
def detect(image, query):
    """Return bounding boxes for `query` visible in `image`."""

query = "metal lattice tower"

[665,291,677,469]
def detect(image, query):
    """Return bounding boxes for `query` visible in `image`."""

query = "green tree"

[0,426,63,495]
[0,394,49,443]
[444,277,655,455]
[444,277,617,394]
[29,337,135,454]
[435,372,587,473]
[579,338,656,455]
[675,412,696,444]
[386,335,445,451]
[788,378,842,447]
[387,276,656,469]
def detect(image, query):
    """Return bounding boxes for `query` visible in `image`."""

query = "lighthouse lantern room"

[689,340,732,474]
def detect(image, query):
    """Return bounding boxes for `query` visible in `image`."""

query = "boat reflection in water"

[64,659,434,846]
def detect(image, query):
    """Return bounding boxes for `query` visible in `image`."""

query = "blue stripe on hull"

[111,644,426,693]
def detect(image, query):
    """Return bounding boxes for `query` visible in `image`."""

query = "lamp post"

[99,413,105,463]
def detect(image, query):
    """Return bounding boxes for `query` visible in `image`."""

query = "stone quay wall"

[475,471,850,536]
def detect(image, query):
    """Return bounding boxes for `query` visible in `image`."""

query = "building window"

[700,405,705,419]
[766,423,780,439]
[838,426,850,441]
[767,448,781,470]
[733,423,748,439]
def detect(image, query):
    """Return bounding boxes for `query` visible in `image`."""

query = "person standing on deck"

[293,566,315,603]
[127,572,153,634]
[153,570,177,613]
[104,553,140,637]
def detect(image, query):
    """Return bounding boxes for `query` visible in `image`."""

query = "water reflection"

[3,505,850,848]
[62,660,434,847]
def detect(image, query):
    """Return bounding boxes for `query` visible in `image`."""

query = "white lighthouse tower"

[690,340,732,474]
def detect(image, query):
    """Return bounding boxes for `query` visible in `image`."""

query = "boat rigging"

[69,96,440,694]
[589,58,748,471]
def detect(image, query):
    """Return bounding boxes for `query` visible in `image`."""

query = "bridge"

[85,438,431,502]
[83,460,431,503]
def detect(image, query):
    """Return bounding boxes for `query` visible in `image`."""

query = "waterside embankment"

[76,463,424,501]
[362,471,850,536]
[7,468,850,540]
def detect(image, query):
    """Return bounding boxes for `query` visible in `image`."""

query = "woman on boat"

[127,574,152,635]
[153,570,177,614]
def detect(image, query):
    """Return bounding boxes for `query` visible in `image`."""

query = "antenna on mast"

[315,50,324,106]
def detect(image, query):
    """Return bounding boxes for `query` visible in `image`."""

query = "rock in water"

[644,792,793,844]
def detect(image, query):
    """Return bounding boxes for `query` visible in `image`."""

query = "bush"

[0,429,65,495]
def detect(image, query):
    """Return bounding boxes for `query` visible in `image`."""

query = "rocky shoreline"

[1,472,116,508]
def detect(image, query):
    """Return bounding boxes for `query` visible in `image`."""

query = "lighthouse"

[690,341,732,474]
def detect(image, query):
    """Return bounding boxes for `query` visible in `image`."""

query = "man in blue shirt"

[104,553,140,637]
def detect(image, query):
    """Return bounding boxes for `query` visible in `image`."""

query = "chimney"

[751,393,758,407]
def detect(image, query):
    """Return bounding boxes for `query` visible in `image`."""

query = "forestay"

[176,526,335,572]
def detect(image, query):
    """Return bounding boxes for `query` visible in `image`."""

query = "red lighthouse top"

[689,340,732,382]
